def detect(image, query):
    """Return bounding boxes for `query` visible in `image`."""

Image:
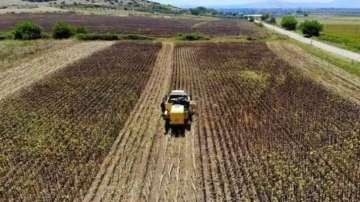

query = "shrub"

[299,20,323,37]
[13,20,43,40]
[281,16,298,30]
[176,33,210,41]
[53,21,74,39]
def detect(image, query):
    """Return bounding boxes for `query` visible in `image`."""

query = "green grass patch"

[75,33,119,41]
[318,24,360,52]
[290,39,360,77]
[119,34,154,40]
[176,32,210,41]
[0,32,13,40]
[75,33,155,41]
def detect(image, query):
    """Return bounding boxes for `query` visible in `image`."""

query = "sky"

[154,0,337,7]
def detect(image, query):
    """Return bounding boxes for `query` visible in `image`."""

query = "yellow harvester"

[161,90,197,133]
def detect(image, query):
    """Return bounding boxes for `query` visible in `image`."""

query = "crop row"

[0,41,162,201]
[0,13,259,37]
[172,42,360,201]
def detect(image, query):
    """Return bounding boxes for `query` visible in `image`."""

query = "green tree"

[300,20,323,37]
[261,12,270,21]
[13,20,43,40]
[269,16,276,24]
[189,6,208,16]
[52,21,74,39]
[281,16,298,30]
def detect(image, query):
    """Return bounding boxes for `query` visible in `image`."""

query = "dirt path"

[191,21,210,28]
[83,42,197,201]
[0,41,114,102]
[268,42,360,105]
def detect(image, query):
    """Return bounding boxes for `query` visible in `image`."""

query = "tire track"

[147,43,198,202]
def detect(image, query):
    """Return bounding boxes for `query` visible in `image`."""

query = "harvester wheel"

[188,109,193,122]
[185,120,191,131]
[164,119,170,134]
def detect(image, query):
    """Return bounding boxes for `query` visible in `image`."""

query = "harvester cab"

[161,90,197,133]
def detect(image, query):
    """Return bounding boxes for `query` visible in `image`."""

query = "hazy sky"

[155,0,335,6]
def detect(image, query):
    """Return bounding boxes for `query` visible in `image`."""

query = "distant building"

[244,14,262,20]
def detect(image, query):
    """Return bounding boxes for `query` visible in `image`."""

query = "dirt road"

[0,41,114,102]
[83,42,198,201]
[260,21,360,62]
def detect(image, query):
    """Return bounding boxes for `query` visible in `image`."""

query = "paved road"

[258,21,360,62]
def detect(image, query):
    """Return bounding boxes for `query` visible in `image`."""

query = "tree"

[53,21,74,39]
[281,16,298,30]
[13,20,43,40]
[189,6,215,16]
[261,12,270,21]
[300,20,323,37]
[269,16,276,24]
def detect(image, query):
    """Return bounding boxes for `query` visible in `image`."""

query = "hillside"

[0,0,185,15]
[15,0,182,13]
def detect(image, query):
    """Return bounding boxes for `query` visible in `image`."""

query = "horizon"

[154,0,359,8]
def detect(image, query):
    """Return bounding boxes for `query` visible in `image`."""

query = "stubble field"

[1,40,359,201]
[0,14,359,201]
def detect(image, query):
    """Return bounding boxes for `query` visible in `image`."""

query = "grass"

[75,33,119,40]
[176,33,210,41]
[0,39,73,72]
[289,38,360,77]
[119,34,154,40]
[75,33,154,41]
[0,40,39,67]
[319,24,360,52]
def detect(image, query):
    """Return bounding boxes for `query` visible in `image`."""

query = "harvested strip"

[267,42,360,105]
[0,41,114,102]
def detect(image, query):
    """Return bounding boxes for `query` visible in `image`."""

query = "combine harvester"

[161,90,197,134]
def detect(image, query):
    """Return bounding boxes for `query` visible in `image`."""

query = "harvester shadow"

[168,127,186,138]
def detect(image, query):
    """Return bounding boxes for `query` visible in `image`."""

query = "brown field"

[268,42,360,105]
[171,42,360,201]
[0,13,259,37]
[0,42,161,200]
[0,40,359,201]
